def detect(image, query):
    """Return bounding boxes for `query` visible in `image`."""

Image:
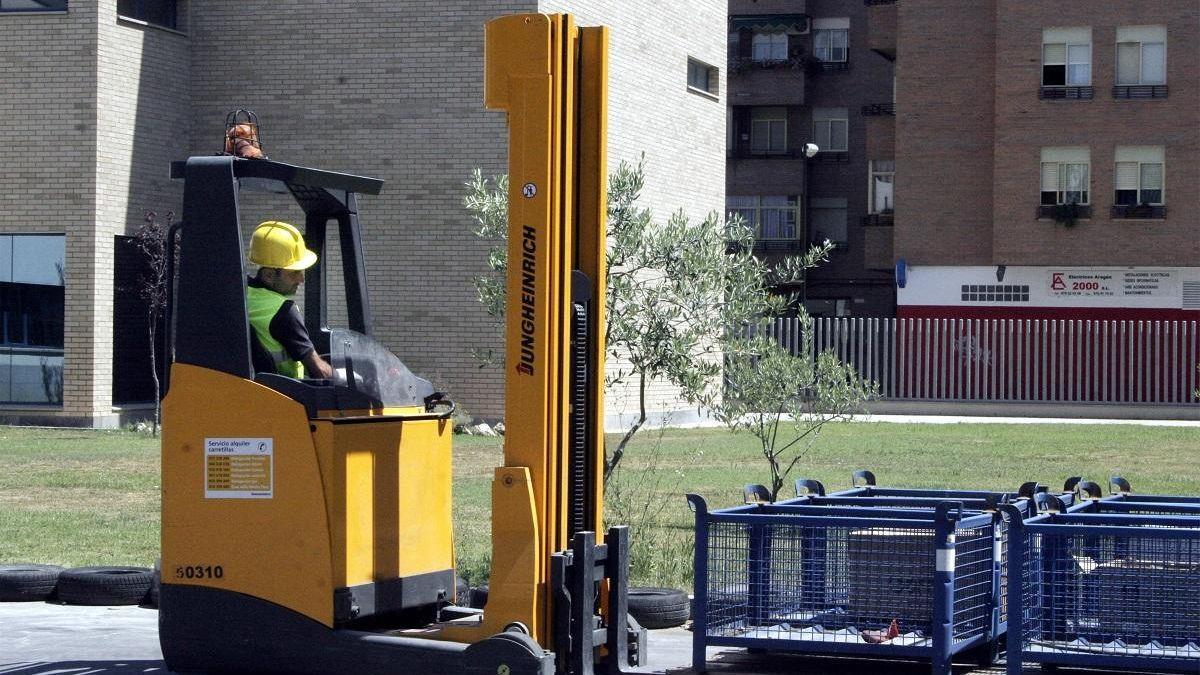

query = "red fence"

[765,318,1200,404]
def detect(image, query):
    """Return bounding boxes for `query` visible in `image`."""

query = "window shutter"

[1116,42,1140,85]
[1140,163,1163,190]
[831,119,848,151]
[814,121,830,151]
[1141,43,1165,84]
[1114,162,1139,190]
[1041,162,1059,192]
[1043,43,1067,64]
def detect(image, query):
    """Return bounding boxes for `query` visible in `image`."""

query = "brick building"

[726,0,897,319]
[0,0,726,426]
[873,0,1200,319]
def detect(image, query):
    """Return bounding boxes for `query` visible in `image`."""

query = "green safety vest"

[246,285,305,379]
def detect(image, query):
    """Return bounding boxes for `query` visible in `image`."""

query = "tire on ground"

[0,564,63,602]
[627,587,689,629]
[56,566,155,606]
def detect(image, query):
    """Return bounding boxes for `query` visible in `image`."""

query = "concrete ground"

[1,601,1158,675]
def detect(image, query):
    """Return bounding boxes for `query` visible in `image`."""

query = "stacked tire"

[627,587,690,629]
[0,564,155,606]
[0,564,63,602]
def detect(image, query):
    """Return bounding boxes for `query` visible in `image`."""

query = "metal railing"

[862,103,896,116]
[760,317,1200,405]
[1113,84,1169,99]
[1039,86,1094,100]
[1111,204,1166,219]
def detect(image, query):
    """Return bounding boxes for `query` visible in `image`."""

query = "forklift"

[159,13,642,674]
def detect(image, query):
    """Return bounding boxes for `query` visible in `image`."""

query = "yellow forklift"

[159,13,641,675]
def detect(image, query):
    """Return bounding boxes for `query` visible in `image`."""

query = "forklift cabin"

[159,12,638,675]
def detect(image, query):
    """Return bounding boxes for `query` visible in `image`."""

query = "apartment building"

[873,0,1200,320]
[0,0,727,426]
[726,0,896,318]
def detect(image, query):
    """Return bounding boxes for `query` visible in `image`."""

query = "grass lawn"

[1,422,1197,590]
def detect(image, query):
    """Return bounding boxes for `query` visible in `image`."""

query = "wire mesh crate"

[1006,506,1200,674]
[688,494,1008,675]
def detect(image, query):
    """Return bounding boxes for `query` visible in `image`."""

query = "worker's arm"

[302,351,333,380]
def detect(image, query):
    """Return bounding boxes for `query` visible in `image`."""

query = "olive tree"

[705,316,877,502]
[466,157,846,482]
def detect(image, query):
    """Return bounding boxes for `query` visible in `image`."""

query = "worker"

[245,220,333,380]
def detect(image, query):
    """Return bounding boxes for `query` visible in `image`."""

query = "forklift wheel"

[56,566,154,606]
[0,564,63,602]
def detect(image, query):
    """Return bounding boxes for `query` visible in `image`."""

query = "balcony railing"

[864,0,897,5]
[1111,204,1166,219]
[861,103,896,116]
[1112,85,1168,99]
[810,60,851,73]
[1039,86,1093,100]
[728,148,812,160]
[861,212,895,226]
[753,239,810,254]
[1036,204,1092,220]
[809,151,850,163]
[728,56,807,75]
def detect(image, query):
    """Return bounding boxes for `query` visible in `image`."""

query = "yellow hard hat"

[248,221,318,270]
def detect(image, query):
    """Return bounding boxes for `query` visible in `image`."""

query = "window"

[1116,26,1166,85]
[687,57,719,98]
[1114,146,1164,206]
[869,160,895,213]
[118,0,177,30]
[813,108,848,153]
[0,0,67,10]
[810,197,848,246]
[727,196,800,240]
[0,235,65,405]
[1040,147,1090,205]
[751,31,788,63]
[1042,28,1091,86]
[749,107,786,155]
[813,18,850,62]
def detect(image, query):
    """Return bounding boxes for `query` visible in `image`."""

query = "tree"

[467,157,841,482]
[706,316,877,502]
[133,210,173,435]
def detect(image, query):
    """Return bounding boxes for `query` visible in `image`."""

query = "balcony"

[865,0,897,60]
[1036,204,1092,222]
[754,239,810,255]
[727,57,807,106]
[808,151,849,163]
[728,148,813,161]
[808,59,850,73]
[861,102,896,116]
[1039,86,1094,100]
[861,211,894,226]
[1111,204,1166,220]
[1112,85,1168,99]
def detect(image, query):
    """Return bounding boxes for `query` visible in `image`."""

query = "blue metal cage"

[1006,506,1200,674]
[688,495,1012,675]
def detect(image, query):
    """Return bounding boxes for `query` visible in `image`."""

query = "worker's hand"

[303,352,334,380]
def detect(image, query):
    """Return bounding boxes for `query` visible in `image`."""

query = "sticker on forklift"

[522,182,537,198]
[204,438,273,499]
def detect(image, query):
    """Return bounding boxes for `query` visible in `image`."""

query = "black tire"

[469,585,489,609]
[0,564,63,602]
[628,587,689,629]
[56,566,154,606]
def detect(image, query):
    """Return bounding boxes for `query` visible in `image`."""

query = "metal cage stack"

[687,492,1015,675]
[1006,484,1200,674]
